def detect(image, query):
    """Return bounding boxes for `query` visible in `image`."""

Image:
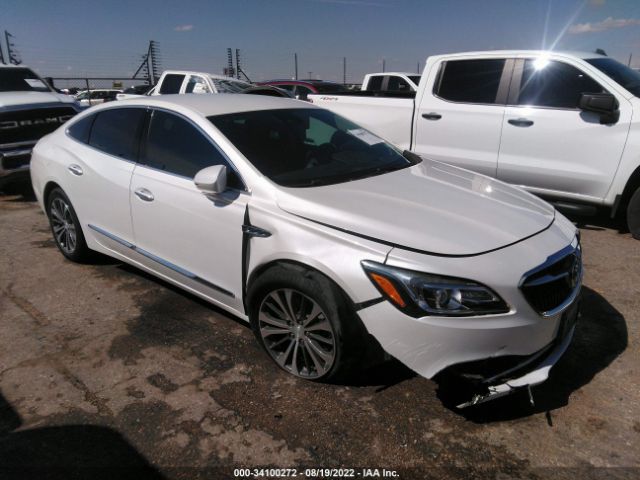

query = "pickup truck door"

[497,58,631,202]
[129,109,248,313]
[413,58,512,177]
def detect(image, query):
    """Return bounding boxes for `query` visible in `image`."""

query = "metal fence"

[46,77,151,95]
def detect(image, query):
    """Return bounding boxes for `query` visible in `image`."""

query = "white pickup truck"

[309,50,640,238]
[1,65,81,190]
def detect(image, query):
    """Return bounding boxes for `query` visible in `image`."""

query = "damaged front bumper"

[454,300,580,408]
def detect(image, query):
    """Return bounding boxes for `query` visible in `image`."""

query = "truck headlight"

[361,260,510,317]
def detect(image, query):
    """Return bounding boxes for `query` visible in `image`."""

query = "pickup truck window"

[436,59,506,104]
[0,68,51,92]
[585,57,640,98]
[409,76,421,86]
[518,60,604,109]
[367,76,383,91]
[159,74,185,94]
[209,108,415,188]
[387,76,412,92]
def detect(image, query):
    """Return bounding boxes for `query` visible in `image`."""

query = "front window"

[0,68,52,92]
[208,108,417,188]
[585,57,640,98]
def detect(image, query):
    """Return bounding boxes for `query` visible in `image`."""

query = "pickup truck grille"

[520,244,582,316]
[0,106,78,145]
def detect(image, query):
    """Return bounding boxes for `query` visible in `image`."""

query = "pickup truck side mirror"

[579,93,620,124]
[194,165,227,195]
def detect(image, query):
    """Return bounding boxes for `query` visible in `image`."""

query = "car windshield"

[585,58,640,97]
[0,68,51,92]
[211,78,251,93]
[409,76,421,85]
[208,108,417,187]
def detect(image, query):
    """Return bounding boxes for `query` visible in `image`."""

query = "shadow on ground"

[0,391,165,480]
[435,286,627,422]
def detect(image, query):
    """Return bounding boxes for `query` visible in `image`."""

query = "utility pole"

[417,61,420,73]
[5,31,21,65]
[343,57,346,84]
[294,53,298,80]
[382,58,386,73]
[628,53,633,67]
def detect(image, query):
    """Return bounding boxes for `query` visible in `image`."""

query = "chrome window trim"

[88,224,234,298]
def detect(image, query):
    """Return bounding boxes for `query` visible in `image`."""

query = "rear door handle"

[68,164,83,176]
[508,118,534,127]
[422,112,442,120]
[134,188,154,202]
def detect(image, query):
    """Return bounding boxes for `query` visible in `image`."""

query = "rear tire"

[627,187,640,240]
[46,188,92,262]
[247,264,369,382]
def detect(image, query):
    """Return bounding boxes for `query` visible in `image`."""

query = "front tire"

[247,264,368,382]
[46,188,92,262]
[627,187,640,240]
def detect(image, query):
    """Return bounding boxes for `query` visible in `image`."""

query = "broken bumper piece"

[456,323,576,409]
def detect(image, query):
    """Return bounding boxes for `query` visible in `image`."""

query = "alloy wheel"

[258,288,336,379]
[50,197,77,254]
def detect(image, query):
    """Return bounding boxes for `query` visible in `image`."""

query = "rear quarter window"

[67,114,96,144]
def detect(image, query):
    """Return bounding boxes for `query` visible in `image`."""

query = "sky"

[2,0,640,84]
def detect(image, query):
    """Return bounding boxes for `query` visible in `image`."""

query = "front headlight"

[361,260,510,317]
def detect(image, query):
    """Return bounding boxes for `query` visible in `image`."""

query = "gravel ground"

[0,189,638,480]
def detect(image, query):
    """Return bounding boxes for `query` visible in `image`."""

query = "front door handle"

[68,164,83,176]
[134,188,154,202]
[422,112,442,120]
[508,118,534,127]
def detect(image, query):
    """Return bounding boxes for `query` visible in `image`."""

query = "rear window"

[0,68,51,92]
[67,114,95,144]
[409,76,421,85]
[159,74,185,94]
[88,108,146,161]
[436,59,506,104]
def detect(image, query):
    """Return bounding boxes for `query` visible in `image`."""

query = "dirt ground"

[0,189,638,480]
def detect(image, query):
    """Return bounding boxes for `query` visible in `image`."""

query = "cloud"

[590,0,605,6]
[174,24,194,32]
[569,16,640,34]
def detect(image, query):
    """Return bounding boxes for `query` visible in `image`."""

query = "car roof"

[102,93,314,116]
[428,50,607,61]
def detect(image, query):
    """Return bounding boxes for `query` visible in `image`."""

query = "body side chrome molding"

[88,223,234,298]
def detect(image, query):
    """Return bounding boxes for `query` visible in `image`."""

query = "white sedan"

[30,94,582,407]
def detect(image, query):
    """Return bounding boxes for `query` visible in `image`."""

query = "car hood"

[276,160,555,256]
[0,91,79,109]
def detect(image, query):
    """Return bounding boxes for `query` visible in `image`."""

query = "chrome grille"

[520,243,582,317]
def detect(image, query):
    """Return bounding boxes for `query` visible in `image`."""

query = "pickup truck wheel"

[248,264,367,382]
[628,187,640,240]
[46,188,92,262]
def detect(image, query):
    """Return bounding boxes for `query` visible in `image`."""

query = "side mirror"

[194,165,227,195]
[579,93,620,124]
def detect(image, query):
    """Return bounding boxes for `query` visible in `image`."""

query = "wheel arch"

[615,164,640,217]
[43,181,63,212]
[246,259,357,311]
